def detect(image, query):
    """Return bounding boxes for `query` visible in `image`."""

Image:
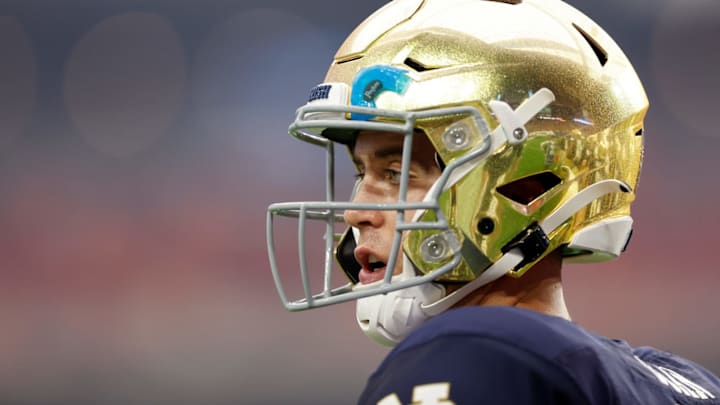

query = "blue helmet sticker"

[350,65,411,120]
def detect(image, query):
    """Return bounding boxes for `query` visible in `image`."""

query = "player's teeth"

[367,255,386,270]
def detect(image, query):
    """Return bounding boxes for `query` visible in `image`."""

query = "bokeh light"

[0,17,36,152]
[650,0,720,139]
[64,12,186,157]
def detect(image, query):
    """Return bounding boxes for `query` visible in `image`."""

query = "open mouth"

[359,256,388,284]
[354,247,392,285]
[368,260,386,271]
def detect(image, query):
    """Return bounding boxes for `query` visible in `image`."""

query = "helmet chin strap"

[356,179,630,346]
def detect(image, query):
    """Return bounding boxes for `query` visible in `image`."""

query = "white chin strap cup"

[356,280,445,346]
[356,255,445,346]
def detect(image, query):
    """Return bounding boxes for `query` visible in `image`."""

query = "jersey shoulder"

[359,307,600,405]
[399,305,594,359]
[359,307,720,405]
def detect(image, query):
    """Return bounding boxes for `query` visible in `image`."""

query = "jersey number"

[378,382,455,405]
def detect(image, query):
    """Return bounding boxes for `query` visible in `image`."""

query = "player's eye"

[384,169,401,184]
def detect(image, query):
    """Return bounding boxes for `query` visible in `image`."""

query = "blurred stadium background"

[0,0,718,403]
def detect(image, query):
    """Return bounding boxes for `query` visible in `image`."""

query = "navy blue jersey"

[358,306,720,405]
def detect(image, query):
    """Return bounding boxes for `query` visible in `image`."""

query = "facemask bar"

[267,102,495,311]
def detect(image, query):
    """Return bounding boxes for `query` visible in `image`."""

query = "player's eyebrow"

[352,146,404,166]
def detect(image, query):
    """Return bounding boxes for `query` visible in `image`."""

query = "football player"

[266,0,720,403]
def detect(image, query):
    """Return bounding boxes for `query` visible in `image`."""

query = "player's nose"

[343,184,385,229]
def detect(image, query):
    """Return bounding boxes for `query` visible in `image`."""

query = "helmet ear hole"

[496,172,562,205]
[477,217,495,235]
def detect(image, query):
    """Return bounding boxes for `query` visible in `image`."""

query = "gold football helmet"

[267,0,647,345]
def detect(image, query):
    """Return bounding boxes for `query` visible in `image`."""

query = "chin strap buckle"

[501,223,550,271]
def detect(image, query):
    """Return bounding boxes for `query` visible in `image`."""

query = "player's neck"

[452,249,572,320]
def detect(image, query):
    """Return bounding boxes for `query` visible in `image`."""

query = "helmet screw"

[512,127,526,140]
[425,239,446,259]
[420,232,459,263]
[477,217,495,235]
[443,123,471,151]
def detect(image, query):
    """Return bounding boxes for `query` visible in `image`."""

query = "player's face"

[344,131,441,285]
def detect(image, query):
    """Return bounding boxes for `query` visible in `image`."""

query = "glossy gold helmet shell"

[324,0,648,281]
